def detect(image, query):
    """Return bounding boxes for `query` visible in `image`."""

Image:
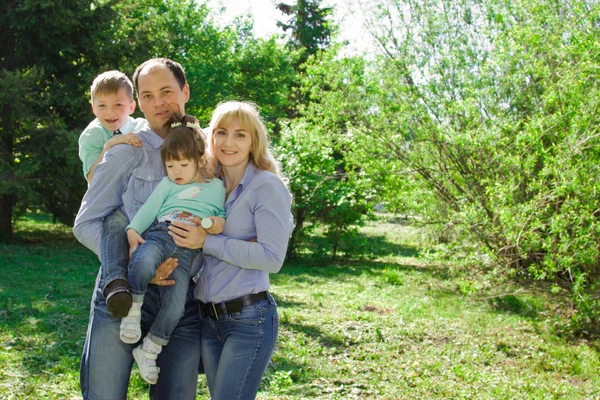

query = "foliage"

[276,0,336,66]
[347,0,600,331]
[0,0,297,242]
[276,116,377,260]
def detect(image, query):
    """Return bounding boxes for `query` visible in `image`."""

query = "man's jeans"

[129,220,201,345]
[80,269,201,400]
[199,294,278,400]
[100,209,130,293]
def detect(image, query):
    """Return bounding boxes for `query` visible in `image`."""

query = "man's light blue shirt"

[193,162,294,304]
[73,127,164,257]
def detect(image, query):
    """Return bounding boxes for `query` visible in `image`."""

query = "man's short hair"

[90,70,134,103]
[132,58,187,97]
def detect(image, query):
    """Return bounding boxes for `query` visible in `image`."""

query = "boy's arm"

[87,134,143,182]
[78,122,106,181]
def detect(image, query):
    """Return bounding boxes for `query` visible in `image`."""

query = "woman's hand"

[168,216,207,249]
[149,257,179,286]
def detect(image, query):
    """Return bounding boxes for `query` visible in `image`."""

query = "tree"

[276,0,335,66]
[0,0,114,241]
[354,0,600,330]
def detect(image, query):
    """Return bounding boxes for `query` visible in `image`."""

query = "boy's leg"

[100,208,132,317]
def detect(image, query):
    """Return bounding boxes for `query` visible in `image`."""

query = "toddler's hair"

[161,114,214,179]
[90,70,134,103]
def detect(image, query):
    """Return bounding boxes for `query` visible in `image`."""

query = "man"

[73,58,200,400]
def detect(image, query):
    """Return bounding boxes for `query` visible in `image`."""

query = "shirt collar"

[137,127,164,149]
[240,161,258,189]
[116,118,133,134]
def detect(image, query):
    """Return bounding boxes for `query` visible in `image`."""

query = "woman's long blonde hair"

[208,101,285,182]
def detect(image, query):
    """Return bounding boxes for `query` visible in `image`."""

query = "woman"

[166,101,294,400]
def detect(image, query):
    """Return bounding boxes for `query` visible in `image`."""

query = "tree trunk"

[0,195,13,242]
[286,206,306,260]
[0,1,16,242]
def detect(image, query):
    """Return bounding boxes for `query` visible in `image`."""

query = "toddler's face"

[166,157,198,185]
[92,88,136,132]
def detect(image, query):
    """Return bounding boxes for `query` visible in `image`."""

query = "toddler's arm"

[87,133,143,182]
[126,229,145,258]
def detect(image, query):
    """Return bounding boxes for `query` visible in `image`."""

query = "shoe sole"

[107,291,133,318]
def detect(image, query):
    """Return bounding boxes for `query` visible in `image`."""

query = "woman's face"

[213,119,253,170]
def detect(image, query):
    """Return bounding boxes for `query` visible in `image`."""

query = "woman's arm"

[168,177,293,273]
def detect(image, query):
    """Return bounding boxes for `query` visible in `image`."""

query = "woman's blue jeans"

[199,294,278,400]
[128,221,201,345]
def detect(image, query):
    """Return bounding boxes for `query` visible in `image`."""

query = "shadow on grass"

[280,257,453,282]
[296,230,421,261]
[488,295,543,320]
[271,293,306,309]
[12,215,75,244]
[284,321,347,349]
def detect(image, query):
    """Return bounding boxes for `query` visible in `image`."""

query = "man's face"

[91,88,136,132]
[137,64,189,137]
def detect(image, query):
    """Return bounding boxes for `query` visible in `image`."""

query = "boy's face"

[137,64,190,137]
[91,88,136,132]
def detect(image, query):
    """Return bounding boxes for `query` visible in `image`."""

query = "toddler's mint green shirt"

[78,117,147,180]
[127,176,226,234]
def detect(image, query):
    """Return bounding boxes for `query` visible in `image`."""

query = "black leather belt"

[199,291,269,319]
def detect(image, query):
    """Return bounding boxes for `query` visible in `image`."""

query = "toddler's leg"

[146,248,195,345]
[100,209,132,318]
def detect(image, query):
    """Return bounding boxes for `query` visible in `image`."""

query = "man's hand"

[106,133,143,149]
[126,229,145,258]
[149,257,179,286]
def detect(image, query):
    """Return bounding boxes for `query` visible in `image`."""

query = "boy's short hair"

[90,70,134,103]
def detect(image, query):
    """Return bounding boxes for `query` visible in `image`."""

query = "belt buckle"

[211,302,219,319]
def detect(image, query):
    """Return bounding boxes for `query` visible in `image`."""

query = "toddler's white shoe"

[120,301,142,344]
[133,337,162,384]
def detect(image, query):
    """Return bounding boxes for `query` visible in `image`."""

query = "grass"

[1,214,599,399]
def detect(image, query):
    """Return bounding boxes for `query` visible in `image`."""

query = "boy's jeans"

[100,208,129,293]
[128,220,202,346]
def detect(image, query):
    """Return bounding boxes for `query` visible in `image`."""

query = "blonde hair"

[208,101,284,181]
[90,70,134,103]
[161,113,214,179]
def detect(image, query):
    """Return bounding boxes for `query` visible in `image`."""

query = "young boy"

[78,70,147,182]
[77,70,147,317]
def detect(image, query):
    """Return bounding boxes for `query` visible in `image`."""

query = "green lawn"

[0,214,599,399]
